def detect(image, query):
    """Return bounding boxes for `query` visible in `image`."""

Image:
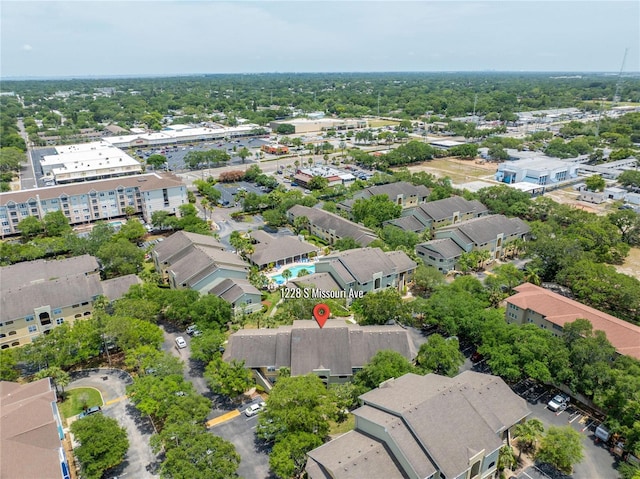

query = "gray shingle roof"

[287,205,378,246]
[288,272,341,292]
[168,245,248,287]
[154,230,225,265]
[209,278,261,304]
[306,430,408,479]
[359,182,430,202]
[248,233,319,267]
[0,254,99,292]
[319,248,415,285]
[436,214,530,246]
[1,273,103,322]
[416,238,465,260]
[385,214,428,232]
[101,274,141,301]
[416,196,488,222]
[223,320,412,375]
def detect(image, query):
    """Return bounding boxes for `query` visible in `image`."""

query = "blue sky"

[1,1,638,78]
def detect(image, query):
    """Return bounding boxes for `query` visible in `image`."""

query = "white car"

[175,336,187,349]
[547,393,569,412]
[244,401,266,417]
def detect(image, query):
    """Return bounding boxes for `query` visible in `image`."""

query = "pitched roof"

[436,214,530,245]
[306,430,409,479]
[1,273,104,322]
[288,272,341,292]
[248,232,319,267]
[209,278,261,304]
[385,214,428,233]
[1,378,66,479]
[416,196,488,222]
[100,274,141,301]
[287,205,378,246]
[319,248,416,285]
[0,255,99,293]
[417,238,465,260]
[509,283,640,359]
[0,172,183,204]
[168,245,248,287]
[223,320,412,375]
[154,230,226,265]
[312,371,530,479]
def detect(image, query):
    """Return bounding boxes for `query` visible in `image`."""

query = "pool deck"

[267,257,321,283]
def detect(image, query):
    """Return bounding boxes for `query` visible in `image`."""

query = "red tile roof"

[509,283,640,359]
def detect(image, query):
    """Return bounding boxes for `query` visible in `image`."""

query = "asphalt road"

[160,323,273,478]
[517,388,618,479]
[68,368,159,478]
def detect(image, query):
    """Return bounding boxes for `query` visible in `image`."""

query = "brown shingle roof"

[287,205,378,246]
[509,283,640,359]
[0,255,99,292]
[1,378,67,479]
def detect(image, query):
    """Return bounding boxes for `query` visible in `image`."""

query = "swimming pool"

[271,264,316,284]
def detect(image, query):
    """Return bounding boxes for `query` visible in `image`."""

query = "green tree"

[498,445,518,472]
[204,357,253,398]
[116,219,147,243]
[281,268,292,282]
[269,431,323,479]
[308,176,329,190]
[257,374,338,442]
[411,264,445,296]
[238,146,250,163]
[17,216,44,239]
[70,414,129,479]
[415,334,464,377]
[352,288,410,326]
[618,170,640,189]
[353,350,416,393]
[513,418,545,458]
[536,426,584,474]
[351,195,402,228]
[190,329,226,363]
[96,238,144,277]
[0,349,20,381]
[43,210,72,236]
[34,366,70,398]
[189,294,232,331]
[146,154,167,169]
[0,146,25,173]
[333,237,361,251]
[585,174,606,192]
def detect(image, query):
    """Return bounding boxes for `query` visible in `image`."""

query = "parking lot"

[510,379,618,479]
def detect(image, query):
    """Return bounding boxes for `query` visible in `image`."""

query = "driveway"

[68,368,159,477]
[160,323,273,478]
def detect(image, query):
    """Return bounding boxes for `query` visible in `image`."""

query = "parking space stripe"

[206,410,240,428]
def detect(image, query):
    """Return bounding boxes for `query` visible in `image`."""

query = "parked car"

[186,325,201,336]
[175,336,187,349]
[244,401,266,417]
[547,393,570,412]
[78,406,102,418]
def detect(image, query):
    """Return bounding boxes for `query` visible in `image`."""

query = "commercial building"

[269,118,367,134]
[416,214,530,272]
[306,371,530,479]
[0,255,139,350]
[0,172,187,237]
[102,124,264,149]
[1,378,71,479]
[287,205,378,247]
[223,320,412,385]
[293,166,356,188]
[505,283,640,360]
[40,141,142,184]
[261,144,289,155]
[495,158,578,187]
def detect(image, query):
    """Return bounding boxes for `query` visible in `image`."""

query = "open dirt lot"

[616,246,640,280]
[398,157,499,184]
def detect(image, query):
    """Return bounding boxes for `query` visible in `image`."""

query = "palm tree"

[524,266,541,286]
[498,445,518,472]
[281,268,292,283]
[514,419,545,459]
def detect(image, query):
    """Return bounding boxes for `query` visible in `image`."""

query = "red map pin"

[313,303,330,328]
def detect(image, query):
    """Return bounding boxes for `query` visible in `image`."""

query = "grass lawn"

[328,414,355,437]
[59,388,103,419]
[368,119,400,128]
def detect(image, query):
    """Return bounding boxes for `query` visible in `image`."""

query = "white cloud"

[22,44,33,51]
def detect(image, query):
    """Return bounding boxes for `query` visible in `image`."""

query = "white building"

[495,158,578,186]
[41,141,142,184]
[102,124,264,149]
[0,173,186,236]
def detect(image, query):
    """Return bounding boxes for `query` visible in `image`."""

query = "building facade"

[0,172,187,237]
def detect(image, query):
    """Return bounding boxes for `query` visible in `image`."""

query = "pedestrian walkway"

[206,410,240,428]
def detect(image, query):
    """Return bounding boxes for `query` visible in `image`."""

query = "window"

[8,331,17,336]
[56,318,64,325]
[53,308,62,314]
[28,325,37,333]
[4,320,13,325]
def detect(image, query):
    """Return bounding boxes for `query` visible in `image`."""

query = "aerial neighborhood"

[1,69,640,479]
